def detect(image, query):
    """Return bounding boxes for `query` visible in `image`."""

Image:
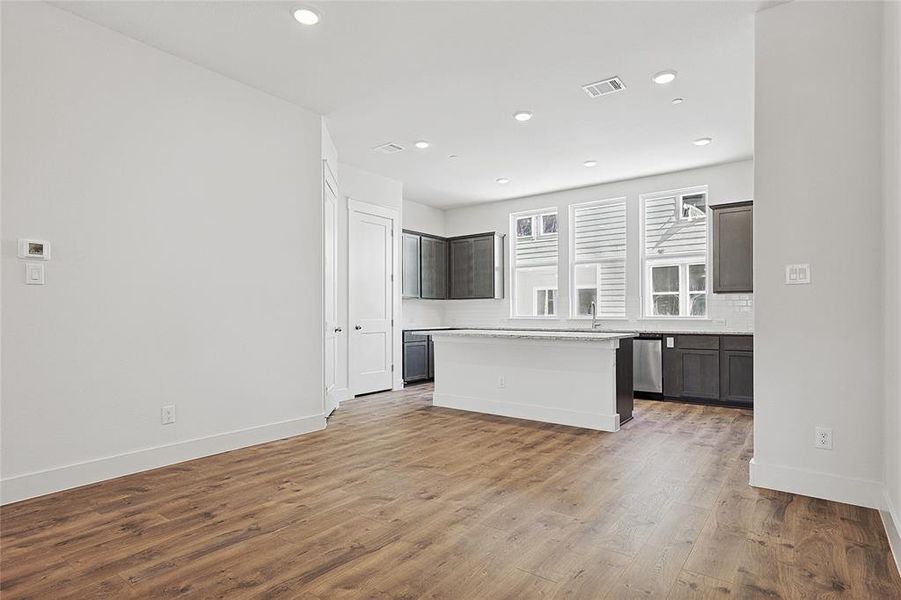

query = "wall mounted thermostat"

[785,263,811,285]
[18,239,50,260]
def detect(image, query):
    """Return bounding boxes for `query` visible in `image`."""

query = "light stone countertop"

[408,326,753,336]
[428,329,637,342]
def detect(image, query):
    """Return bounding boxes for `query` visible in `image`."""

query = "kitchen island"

[429,329,636,432]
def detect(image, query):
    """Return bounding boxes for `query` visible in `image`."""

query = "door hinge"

[391,364,394,372]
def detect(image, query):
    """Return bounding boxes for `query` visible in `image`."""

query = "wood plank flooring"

[2,385,900,599]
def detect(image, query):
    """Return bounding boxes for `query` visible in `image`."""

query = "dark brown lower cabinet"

[662,334,753,407]
[680,349,720,400]
[721,350,753,405]
[403,331,435,384]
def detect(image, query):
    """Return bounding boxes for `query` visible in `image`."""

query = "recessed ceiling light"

[496,178,510,184]
[513,111,533,122]
[292,7,320,25]
[652,70,677,85]
[693,137,713,146]
[671,97,684,104]
[584,160,597,167]
[414,140,430,149]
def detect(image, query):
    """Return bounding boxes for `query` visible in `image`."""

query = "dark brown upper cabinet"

[420,236,447,299]
[712,201,753,293]
[402,230,504,300]
[448,233,504,299]
[401,232,421,298]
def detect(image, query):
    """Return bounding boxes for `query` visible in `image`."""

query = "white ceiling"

[55,1,758,208]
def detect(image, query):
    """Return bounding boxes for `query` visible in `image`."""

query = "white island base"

[429,330,635,432]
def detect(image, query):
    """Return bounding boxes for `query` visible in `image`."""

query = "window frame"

[678,192,708,222]
[568,197,628,320]
[639,185,710,320]
[510,207,560,320]
[515,215,533,239]
[644,257,709,318]
[540,213,558,236]
[573,284,599,318]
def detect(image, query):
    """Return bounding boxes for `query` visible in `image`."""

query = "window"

[570,198,627,318]
[688,263,707,316]
[642,187,708,317]
[650,265,680,315]
[511,209,558,317]
[516,216,533,238]
[541,213,558,235]
[534,287,557,316]
[575,286,597,316]
[679,193,707,221]
[647,262,707,316]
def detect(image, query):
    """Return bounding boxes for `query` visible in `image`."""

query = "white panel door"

[323,162,340,415]
[349,207,394,395]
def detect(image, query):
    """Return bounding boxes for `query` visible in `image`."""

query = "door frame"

[347,198,403,394]
[322,159,349,417]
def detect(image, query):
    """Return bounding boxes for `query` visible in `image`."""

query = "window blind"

[643,195,707,257]
[573,199,626,317]
[514,222,557,267]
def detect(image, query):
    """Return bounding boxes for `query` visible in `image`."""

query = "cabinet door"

[712,204,753,293]
[402,233,421,298]
[662,338,682,398]
[681,349,720,399]
[403,341,429,382]
[470,235,496,298]
[449,238,474,299]
[721,350,753,405]
[421,237,447,299]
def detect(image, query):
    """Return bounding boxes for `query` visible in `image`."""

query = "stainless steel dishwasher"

[633,334,663,397]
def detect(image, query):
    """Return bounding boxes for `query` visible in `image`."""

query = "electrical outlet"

[161,405,176,425]
[814,427,832,450]
[498,376,506,389]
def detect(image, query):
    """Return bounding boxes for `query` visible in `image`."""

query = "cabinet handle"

[354,325,363,330]
[334,327,342,333]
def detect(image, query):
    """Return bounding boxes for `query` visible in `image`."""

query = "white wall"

[883,0,901,559]
[442,160,754,332]
[403,199,446,237]
[338,164,404,389]
[402,199,447,328]
[341,164,403,212]
[751,0,886,508]
[0,3,325,503]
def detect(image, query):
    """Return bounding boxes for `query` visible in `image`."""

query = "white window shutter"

[573,199,627,317]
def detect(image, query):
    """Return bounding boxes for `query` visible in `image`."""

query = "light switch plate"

[24,262,45,285]
[666,337,675,348]
[785,263,811,285]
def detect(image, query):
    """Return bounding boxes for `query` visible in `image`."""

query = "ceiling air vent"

[373,142,405,154]
[581,76,626,98]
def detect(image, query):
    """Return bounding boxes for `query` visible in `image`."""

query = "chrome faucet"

[589,301,603,329]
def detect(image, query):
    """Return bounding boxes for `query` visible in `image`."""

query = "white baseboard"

[333,387,353,404]
[0,413,326,505]
[749,457,884,509]
[882,493,901,577]
[432,392,620,432]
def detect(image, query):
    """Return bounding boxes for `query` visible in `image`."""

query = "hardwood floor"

[2,385,899,599]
